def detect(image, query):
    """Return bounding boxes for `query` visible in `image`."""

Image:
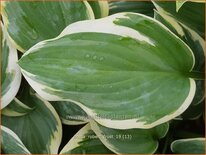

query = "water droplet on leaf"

[93,55,97,60]
[85,54,90,58]
[99,57,104,61]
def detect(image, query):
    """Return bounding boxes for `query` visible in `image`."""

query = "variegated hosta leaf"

[176,0,205,12]
[19,13,201,129]
[1,22,21,109]
[2,97,34,117]
[109,1,154,17]
[2,86,62,154]
[88,1,109,19]
[152,1,205,39]
[153,2,205,105]
[1,1,94,52]
[171,138,205,154]
[60,124,114,154]
[1,126,31,154]
[51,101,88,125]
[153,1,205,71]
[90,121,169,154]
[176,0,187,12]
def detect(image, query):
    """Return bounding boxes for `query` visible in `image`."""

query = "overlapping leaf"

[88,1,109,19]
[51,101,88,125]
[153,1,205,106]
[1,126,31,154]
[153,1,205,38]
[176,0,205,12]
[1,1,95,52]
[18,13,201,129]
[90,121,169,154]
[171,138,205,154]
[2,97,34,117]
[60,124,113,154]
[109,1,154,17]
[2,84,62,154]
[1,22,21,109]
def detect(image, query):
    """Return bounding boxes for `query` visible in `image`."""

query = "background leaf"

[90,120,169,154]
[180,100,204,120]
[109,1,154,17]
[176,0,205,12]
[88,1,109,19]
[2,83,62,154]
[1,22,21,109]
[51,101,88,125]
[2,97,34,117]
[1,1,94,52]
[60,124,114,154]
[176,0,187,12]
[153,1,205,38]
[1,126,31,154]
[171,138,205,154]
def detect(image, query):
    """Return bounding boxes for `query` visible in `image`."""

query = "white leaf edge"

[1,125,31,154]
[1,1,95,52]
[2,97,33,117]
[59,123,104,154]
[1,22,22,109]
[35,94,63,154]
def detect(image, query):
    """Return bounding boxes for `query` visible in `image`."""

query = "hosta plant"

[0,0,205,154]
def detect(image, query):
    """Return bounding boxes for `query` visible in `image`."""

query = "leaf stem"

[187,71,205,80]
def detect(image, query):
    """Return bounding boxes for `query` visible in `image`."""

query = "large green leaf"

[19,13,201,129]
[60,124,114,154]
[109,1,154,17]
[51,101,88,125]
[1,1,94,52]
[1,126,31,154]
[1,22,21,109]
[2,85,62,154]
[90,120,169,154]
[171,138,205,154]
